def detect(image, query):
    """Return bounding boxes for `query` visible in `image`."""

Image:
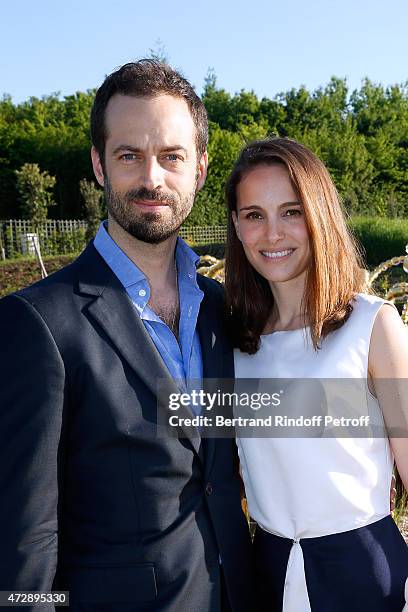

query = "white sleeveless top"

[234,293,395,611]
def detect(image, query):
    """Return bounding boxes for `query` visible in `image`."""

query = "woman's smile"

[260,248,295,260]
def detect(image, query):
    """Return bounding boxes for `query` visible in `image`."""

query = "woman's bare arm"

[369,304,408,490]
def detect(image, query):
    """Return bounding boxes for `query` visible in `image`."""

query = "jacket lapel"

[76,244,202,457]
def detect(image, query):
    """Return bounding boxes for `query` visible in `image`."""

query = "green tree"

[15,163,56,227]
[0,91,94,218]
[187,123,243,226]
[201,73,233,130]
[3,74,408,223]
[148,39,169,63]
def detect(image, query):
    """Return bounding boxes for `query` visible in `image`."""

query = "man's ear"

[232,211,241,241]
[195,151,208,193]
[91,146,105,187]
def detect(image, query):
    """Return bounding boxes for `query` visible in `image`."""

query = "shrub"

[15,163,56,227]
[80,178,104,240]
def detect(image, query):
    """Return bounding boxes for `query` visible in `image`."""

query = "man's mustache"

[124,187,178,206]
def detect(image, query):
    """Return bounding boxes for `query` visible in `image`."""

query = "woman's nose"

[264,218,285,242]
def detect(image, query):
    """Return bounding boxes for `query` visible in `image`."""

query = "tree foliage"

[147,39,169,63]
[2,75,408,223]
[0,91,93,219]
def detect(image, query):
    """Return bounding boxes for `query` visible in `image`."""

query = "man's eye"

[120,154,137,161]
[165,154,182,162]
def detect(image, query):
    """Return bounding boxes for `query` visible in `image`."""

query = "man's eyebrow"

[239,201,301,212]
[111,145,189,155]
[111,145,141,155]
[161,145,188,154]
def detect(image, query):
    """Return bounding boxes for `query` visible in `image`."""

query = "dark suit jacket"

[0,244,252,612]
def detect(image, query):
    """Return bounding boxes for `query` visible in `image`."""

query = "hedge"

[1,217,407,298]
[349,217,408,266]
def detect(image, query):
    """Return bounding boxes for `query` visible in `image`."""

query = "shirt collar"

[94,221,145,289]
[93,220,200,290]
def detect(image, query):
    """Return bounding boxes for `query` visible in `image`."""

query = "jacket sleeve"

[0,293,65,595]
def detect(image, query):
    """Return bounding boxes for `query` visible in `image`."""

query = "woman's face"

[232,163,311,286]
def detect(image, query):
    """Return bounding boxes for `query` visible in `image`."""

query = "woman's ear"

[232,211,241,241]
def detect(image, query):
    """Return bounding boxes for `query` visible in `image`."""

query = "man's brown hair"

[91,59,208,167]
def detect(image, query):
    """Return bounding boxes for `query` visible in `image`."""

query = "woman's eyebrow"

[279,201,303,210]
[239,205,263,212]
[239,201,302,212]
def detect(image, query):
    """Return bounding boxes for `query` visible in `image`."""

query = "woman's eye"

[284,208,302,217]
[245,211,263,220]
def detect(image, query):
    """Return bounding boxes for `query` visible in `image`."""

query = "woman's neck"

[265,274,307,332]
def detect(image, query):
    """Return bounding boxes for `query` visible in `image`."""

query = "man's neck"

[107,217,178,291]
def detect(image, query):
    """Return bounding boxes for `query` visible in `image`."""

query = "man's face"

[91,94,207,244]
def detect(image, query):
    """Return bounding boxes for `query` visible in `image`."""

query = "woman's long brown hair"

[225,137,366,353]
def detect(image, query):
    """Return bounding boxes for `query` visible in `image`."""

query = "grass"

[0,253,77,298]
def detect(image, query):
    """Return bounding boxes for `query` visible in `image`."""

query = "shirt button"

[188,273,193,279]
[139,289,147,297]
[188,306,192,317]
[205,483,213,496]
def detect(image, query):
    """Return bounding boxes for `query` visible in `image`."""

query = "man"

[0,61,252,611]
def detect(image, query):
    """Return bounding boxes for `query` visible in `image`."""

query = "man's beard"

[104,176,196,244]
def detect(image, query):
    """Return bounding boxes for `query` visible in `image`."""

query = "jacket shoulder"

[6,243,99,307]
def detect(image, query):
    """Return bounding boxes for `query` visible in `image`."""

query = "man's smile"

[130,199,170,210]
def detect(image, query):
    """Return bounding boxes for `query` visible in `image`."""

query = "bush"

[80,178,104,240]
[15,163,56,226]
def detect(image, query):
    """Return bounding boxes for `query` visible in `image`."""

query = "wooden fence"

[0,220,227,259]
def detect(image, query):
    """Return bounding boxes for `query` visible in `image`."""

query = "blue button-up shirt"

[94,222,204,390]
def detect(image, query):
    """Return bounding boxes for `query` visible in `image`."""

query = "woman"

[224,137,408,611]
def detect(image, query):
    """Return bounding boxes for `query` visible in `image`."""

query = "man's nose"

[140,157,164,191]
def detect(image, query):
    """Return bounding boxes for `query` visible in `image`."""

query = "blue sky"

[1,0,407,103]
